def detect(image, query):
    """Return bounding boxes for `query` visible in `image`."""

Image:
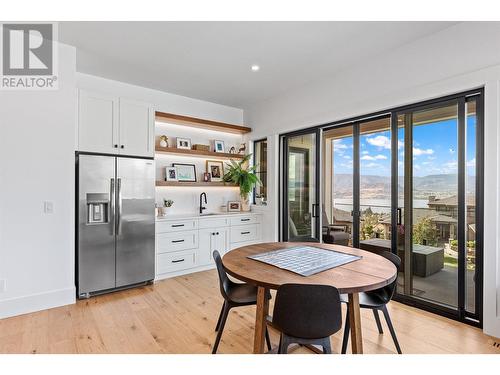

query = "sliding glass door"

[358,117,392,249]
[395,94,483,323]
[280,89,483,325]
[282,129,321,242]
[321,116,393,250]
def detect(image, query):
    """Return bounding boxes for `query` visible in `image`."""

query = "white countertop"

[156,211,261,221]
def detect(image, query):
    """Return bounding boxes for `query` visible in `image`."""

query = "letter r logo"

[2,23,53,76]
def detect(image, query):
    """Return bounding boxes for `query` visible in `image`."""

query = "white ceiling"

[59,22,457,109]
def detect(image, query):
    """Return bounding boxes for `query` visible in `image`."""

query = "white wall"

[155,123,243,215]
[244,22,500,338]
[0,43,77,318]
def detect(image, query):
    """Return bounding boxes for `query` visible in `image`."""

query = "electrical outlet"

[0,279,6,293]
[43,201,54,214]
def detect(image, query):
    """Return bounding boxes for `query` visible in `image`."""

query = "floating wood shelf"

[155,111,251,134]
[156,181,238,187]
[155,147,244,160]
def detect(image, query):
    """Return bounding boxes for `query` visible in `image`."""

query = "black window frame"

[252,138,268,205]
[278,88,484,327]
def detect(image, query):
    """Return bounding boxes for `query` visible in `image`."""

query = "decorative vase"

[240,194,251,212]
[159,135,169,148]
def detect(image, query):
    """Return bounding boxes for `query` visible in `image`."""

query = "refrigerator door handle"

[110,178,116,236]
[117,178,122,235]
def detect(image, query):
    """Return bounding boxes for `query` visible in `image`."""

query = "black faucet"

[199,192,207,214]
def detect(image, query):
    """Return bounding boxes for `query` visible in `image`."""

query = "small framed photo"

[214,140,225,153]
[173,163,197,182]
[203,172,211,182]
[165,166,178,181]
[176,137,192,150]
[228,201,241,212]
[206,160,224,182]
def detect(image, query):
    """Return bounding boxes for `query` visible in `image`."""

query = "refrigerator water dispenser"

[86,193,109,224]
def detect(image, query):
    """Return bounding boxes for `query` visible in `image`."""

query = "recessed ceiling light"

[251,65,260,72]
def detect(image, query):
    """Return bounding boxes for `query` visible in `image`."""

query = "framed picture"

[227,201,241,212]
[173,163,197,182]
[176,137,192,150]
[203,172,211,182]
[165,166,178,181]
[206,160,224,182]
[214,140,225,153]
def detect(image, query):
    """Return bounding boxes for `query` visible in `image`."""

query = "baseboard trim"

[0,286,76,319]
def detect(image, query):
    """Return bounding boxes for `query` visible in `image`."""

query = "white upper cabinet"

[78,90,118,155]
[118,98,154,157]
[78,90,154,157]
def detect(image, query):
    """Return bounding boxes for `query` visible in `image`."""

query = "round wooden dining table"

[222,242,397,354]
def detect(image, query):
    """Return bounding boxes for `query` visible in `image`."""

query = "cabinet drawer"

[157,250,196,274]
[230,224,258,244]
[199,217,229,229]
[156,219,198,233]
[157,231,198,253]
[229,215,260,226]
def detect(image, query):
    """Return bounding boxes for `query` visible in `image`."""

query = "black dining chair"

[341,250,402,354]
[212,250,272,354]
[269,283,343,354]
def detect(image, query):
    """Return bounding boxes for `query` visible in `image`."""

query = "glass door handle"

[397,207,402,225]
[312,204,320,218]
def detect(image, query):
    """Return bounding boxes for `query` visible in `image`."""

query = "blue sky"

[333,115,476,177]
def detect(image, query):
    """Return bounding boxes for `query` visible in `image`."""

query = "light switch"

[44,201,54,214]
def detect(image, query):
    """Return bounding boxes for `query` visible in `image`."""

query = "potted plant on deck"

[223,154,261,212]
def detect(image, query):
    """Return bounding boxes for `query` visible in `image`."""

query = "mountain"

[332,173,475,199]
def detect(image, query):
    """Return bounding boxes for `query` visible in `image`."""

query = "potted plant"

[161,199,174,216]
[223,154,261,212]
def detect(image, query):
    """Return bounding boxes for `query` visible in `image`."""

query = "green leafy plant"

[223,154,262,198]
[413,217,438,246]
[163,199,174,208]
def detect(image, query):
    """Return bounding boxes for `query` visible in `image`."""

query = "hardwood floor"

[0,269,498,354]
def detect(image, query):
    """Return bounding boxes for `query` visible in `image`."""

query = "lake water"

[334,198,430,214]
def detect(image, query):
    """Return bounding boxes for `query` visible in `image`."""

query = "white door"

[199,228,229,266]
[78,90,119,154]
[214,228,229,257]
[198,228,214,266]
[119,98,154,157]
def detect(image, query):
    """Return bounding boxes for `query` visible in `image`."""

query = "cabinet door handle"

[241,218,250,222]
[171,224,185,228]
[120,145,124,149]
[212,232,216,236]
[114,144,118,148]
[241,231,251,235]
[171,259,185,263]
[216,232,219,235]
[172,239,185,243]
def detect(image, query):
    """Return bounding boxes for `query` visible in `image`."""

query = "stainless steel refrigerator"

[76,154,155,298]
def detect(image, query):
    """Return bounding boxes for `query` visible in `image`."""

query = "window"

[253,138,267,204]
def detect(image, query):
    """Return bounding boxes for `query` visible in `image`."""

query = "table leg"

[253,286,269,354]
[348,292,363,354]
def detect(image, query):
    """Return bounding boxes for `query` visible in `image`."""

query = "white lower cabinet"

[157,250,197,274]
[199,227,229,265]
[157,231,199,253]
[155,213,262,280]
